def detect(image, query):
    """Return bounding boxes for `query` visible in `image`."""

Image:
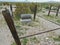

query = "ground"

[0,5,60,45]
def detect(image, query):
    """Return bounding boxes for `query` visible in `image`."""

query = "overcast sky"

[0,0,60,2]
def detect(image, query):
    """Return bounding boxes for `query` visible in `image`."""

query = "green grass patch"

[43,15,60,23]
[43,15,55,19]
[14,14,20,21]
[28,22,40,27]
[22,38,28,45]
[11,42,16,45]
[30,37,38,43]
[57,20,60,23]
[53,37,60,41]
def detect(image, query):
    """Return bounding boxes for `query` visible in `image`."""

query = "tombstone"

[20,14,32,23]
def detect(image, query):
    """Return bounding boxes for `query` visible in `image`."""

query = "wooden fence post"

[2,9,21,45]
[34,5,37,21]
[56,6,60,16]
[48,5,52,16]
[10,4,13,16]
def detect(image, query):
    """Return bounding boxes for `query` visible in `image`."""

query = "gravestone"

[20,14,32,23]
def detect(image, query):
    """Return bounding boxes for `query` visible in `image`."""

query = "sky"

[0,0,60,2]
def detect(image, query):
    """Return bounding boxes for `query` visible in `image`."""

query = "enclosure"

[0,2,60,45]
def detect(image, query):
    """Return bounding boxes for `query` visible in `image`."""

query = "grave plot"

[37,5,60,25]
[13,14,60,45]
[12,6,60,45]
[14,16,46,37]
[1,4,60,45]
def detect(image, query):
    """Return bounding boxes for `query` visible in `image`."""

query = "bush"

[14,3,37,21]
[14,3,31,20]
[45,7,49,9]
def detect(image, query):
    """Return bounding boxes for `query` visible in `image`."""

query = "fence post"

[56,6,59,16]
[10,4,13,16]
[34,5,37,21]
[48,5,52,16]
[2,9,21,45]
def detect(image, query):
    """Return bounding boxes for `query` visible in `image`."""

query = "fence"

[2,7,60,45]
